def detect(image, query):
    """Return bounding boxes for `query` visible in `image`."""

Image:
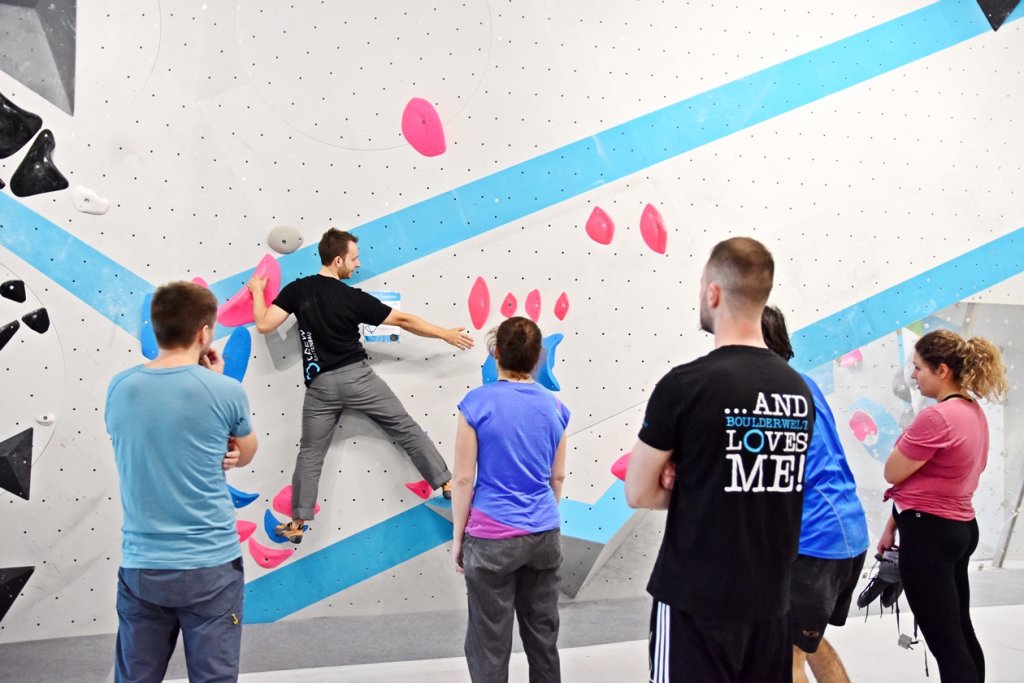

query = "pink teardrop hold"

[248,537,293,569]
[401,97,446,157]
[501,293,518,317]
[585,206,615,245]
[839,349,863,368]
[610,452,631,481]
[525,289,541,322]
[468,277,491,330]
[849,410,878,442]
[273,485,320,518]
[217,254,282,327]
[237,520,257,543]
[554,292,569,321]
[639,203,668,254]
[405,480,433,499]
[191,277,209,288]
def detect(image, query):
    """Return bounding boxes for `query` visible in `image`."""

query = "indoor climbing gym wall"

[2,0,1024,645]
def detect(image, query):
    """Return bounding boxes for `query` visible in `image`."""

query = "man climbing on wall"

[106,281,259,682]
[761,305,869,683]
[248,227,474,543]
[625,237,813,682]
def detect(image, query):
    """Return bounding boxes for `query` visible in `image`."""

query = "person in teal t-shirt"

[106,281,259,683]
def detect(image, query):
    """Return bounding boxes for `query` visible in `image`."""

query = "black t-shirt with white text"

[273,275,391,385]
[638,345,814,620]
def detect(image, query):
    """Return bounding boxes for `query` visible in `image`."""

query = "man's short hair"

[319,228,358,266]
[150,281,217,350]
[706,237,774,312]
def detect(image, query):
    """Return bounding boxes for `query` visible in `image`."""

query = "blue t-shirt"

[799,374,869,559]
[458,381,570,534]
[105,365,253,569]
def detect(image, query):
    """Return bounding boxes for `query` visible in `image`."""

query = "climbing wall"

[2,0,1024,643]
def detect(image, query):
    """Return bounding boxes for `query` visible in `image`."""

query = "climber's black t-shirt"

[638,345,814,620]
[274,275,391,385]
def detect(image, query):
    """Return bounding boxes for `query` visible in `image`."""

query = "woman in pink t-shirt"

[877,329,1007,683]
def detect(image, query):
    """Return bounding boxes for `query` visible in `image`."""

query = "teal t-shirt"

[105,365,252,569]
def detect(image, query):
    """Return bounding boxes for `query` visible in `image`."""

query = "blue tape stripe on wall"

[245,505,452,623]
[0,194,151,335]
[210,0,1014,321]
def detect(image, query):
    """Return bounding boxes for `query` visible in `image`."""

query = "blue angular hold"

[264,509,290,544]
[481,333,563,392]
[227,483,258,508]
[140,292,158,360]
[222,327,252,383]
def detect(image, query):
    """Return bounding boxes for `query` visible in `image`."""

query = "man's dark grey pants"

[292,360,451,519]
[463,529,562,683]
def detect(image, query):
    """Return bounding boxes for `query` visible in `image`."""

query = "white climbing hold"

[70,185,111,215]
[35,412,56,426]
[268,225,303,254]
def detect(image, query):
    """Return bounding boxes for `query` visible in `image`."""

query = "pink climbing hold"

[639,203,668,254]
[468,277,490,330]
[401,97,446,157]
[217,254,281,327]
[405,480,433,500]
[501,293,518,318]
[849,410,878,442]
[272,485,320,518]
[610,452,631,481]
[554,292,569,321]
[248,537,293,569]
[191,277,209,288]
[237,520,257,543]
[585,206,615,245]
[839,349,863,368]
[525,289,541,322]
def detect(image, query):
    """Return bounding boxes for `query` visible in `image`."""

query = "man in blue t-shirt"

[762,306,869,683]
[106,281,258,682]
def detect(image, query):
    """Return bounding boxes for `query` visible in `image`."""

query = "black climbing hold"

[1,280,26,303]
[21,308,49,334]
[0,566,35,624]
[0,427,33,501]
[977,0,1021,30]
[10,130,69,198]
[0,320,18,352]
[0,92,43,159]
[0,176,5,190]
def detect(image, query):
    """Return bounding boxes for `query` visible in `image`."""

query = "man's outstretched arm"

[382,310,474,350]
[247,276,289,334]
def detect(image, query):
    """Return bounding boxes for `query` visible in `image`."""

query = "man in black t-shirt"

[625,237,813,682]
[248,228,474,542]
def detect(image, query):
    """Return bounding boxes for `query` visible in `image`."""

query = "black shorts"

[790,551,867,653]
[649,601,791,683]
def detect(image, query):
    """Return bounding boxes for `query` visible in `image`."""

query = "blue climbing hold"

[222,327,251,383]
[140,292,158,360]
[481,333,563,391]
[227,483,259,508]
[264,509,291,544]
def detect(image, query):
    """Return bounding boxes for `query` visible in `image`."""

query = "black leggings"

[896,509,983,683]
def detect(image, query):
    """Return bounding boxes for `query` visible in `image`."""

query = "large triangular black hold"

[0,566,35,624]
[21,308,49,334]
[0,92,43,159]
[0,280,26,303]
[0,320,19,352]
[0,427,33,500]
[10,130,69,198]
[977,0,1021,30]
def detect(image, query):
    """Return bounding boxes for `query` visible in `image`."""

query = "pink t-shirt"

[884,399,989,521]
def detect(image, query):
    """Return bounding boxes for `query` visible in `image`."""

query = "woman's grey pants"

[290,360,452,520]
[463,529,562,683]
